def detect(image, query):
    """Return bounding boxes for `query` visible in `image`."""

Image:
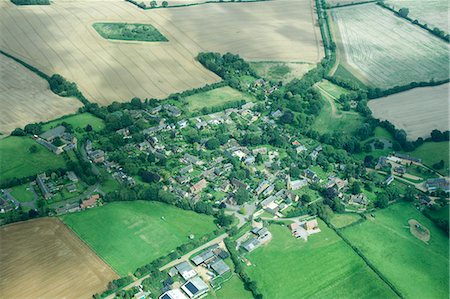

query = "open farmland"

[62,201,217,275]
[368,84,449,140]
[0,218,118,299]
[0,54,83,136]
[385,0,449,32]
[341,202,449,298]
[330,4,450,89]
[244,223,397,299]
[0,0,322,105]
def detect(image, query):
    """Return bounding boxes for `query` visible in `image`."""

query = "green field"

[330,213,362,229]
[10,184,35,203]
[405,141,449,173]
[93,23,168,42]
[317,79,351,99]
[244,222,397,299]
[42,113,105,133]
[341,202,449,298]
[333,65,367,88]
[185,86,254,112]
[62,201,217,275]
[250,62,315,83]
[0,136,67,184]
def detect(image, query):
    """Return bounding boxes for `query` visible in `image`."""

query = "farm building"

[210,259,230,275]
[175,262,197,280]
[159,289,188,299]
[289,219,321,241]
[40,126,66,142]
[191,249,216,266]
[181,277,209,299]
[425,178,449,193]
[80,194,100,210]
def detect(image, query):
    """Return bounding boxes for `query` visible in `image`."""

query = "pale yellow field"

[0,218,118,299]
[0,0,322,105]
[0,54,83,136]
[368,84,450,140]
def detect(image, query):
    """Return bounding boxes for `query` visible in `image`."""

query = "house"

[304,219,320,232]
[36,173,52,199]
[262,184,275,197]
[425,178,449,193]
[181,277,209,299]
[66,183,77,193]
[252,147,267,155]
[304,169,319,183]
[230,178,249,190]
[183,154,202,166]
[349,194,368,206]
[289,219,321,241]
[159,289,188,299]
[80,194,100,209]
[134,291,150,299]
[67,171,79,182]
[40,126,66,142]
[138,141,151,151]
[190,179,208,194]
[175,262,197,280]
[180,165,194,175]
[394,166,406,175]
[288,178,308,190]
[210,259,230,275]
[178,120,188,129]
[191,249,215,266]
[89,150,105,163]
[260,196,276,208]
[255,180,270,195]
[384,175,394,186]
[295,145,307,153]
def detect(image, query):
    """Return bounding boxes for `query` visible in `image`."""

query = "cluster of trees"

[94,276,134,299]
[11,0,49,5]
[48,74,89,104]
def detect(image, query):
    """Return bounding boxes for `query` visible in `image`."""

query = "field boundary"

[0,50,50,80]
[325,0,376,9]
[125,0,272,10]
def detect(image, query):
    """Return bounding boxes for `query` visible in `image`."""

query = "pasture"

[0,54,83,136]
[42,112,105,133]
[244,223,397,299]
[341,202,449,299]
[330,213,362,229]
[330,4,449,89]
[250,62,315,83]
[62,201,217,275]
[368,84,449,140]
[0,218,118,299]
[0,136,67,184]
[185,86,254,112]
[405,141,449,172]
[0,0,322,105]
[385,0,448,31]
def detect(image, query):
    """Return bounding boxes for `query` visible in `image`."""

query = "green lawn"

[61,201,217,276]
[9,184,35,203]
[317,79,351,99]
[405,141,449,173]
[185,86,254,112]
[341,202,449,299]
[0,136,67,184]
[330,213,362,229]
[244,222,397,299]
[333,65,367,89]
[93,23,168,42]
[42,112,105,133]
[99,169,121,193]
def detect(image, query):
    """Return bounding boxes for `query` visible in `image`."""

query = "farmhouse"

[80,194,100,209]
[181,277,209,299]
[40,126,66,142]
[36,173,52,199]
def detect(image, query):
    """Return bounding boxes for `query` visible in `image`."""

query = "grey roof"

[40,125,66,141]
[210,259,230,275]
[175,261,193,273]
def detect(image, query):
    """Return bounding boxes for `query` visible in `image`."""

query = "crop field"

[244,223,397,299]
[385,0,449,31]
[62,201,217,275]
[341,202,449,299]
[93,23,168,42]
[330,4,450,89]
[0,136,67,184]
[405,141,449,172]
[250,62,315,84]
[0,218,118,299]
[368,84,449,140]
[0,54,83,136]
[0,0,322,105]
[42,112,105,133]
[185,86,254,112]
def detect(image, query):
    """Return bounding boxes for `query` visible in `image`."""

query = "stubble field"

[0,218,118,299]
[0,54,83,136]
[368,83,449,140]
[330,4,449,89]
[0,0,322,105]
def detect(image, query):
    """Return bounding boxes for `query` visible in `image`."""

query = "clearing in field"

[0,218,118,299]
[0,136,67,184]
[330,4,449,89]
[408,219,430,243]
[0,53,83,136]
[62,201,217,276]
[341,202,449,299]
[368,84,449,140]
[0,0,322,105]
[185,86,254,112]
[93,23,168,42]
[385,0,449,32]
[244,222,397,299]
[250,62,316,84]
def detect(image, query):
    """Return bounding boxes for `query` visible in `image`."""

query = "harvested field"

[0,218,118,299]
[385,0,449,32]
[368,84,449,140]
[0,0,322,105]
[330,4,450,89]
[0,54,83,136]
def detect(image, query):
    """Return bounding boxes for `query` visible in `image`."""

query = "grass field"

[341,202,449,299]
[317,79,351,99]
[9,184,34,203]
[185,86,254,112]
[42,112,105,133]
[368,84,449,140]
[0,54,83,136]
[405,141,449,173]
[330,213,362,229]
[245,223,397,298]
[332,65,367,88]
[331,4,449,89]
[0,136,67,184]
[93,23,168,42]
[62,201,217,275]
[250,62,315,83]
[0,218,118,299]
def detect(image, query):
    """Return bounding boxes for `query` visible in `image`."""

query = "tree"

[29,145,38,154]
[398,7,409,18]
[11,128,26,136]
[350,181,361,195]
[162,0,168,7]
[150,0,157,7]
[235,188,250,205]
[205,138,220,150]
[140,170,161,183]
[432,160,444,170]
[85,124,93,132]
[375,193,389,209]
[215,211,233,227]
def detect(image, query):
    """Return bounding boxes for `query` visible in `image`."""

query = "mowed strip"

[0,54,83,136]
[62,201,217,276]
[0,218,118,299]
[330,4,449,88]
